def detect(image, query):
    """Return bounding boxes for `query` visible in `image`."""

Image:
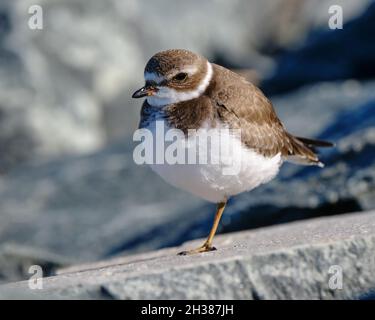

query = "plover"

[132,49,333,255]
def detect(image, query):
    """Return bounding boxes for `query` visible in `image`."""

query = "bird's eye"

[173,72,188,81]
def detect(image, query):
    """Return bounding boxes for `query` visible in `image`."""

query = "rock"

[0,0,374,265]
[1,210,375,299]
[0,243,72,284]
[262,1,375,95]
[0,139,205,260]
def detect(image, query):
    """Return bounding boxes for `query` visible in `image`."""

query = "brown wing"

[209,64,321,164]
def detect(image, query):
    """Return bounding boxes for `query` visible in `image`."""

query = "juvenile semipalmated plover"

[132,49,333,255]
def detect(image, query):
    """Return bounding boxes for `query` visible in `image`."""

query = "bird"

[132,49,333,255]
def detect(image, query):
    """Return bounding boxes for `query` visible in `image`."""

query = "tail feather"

[286,134,334,167]
[294,136,335,148]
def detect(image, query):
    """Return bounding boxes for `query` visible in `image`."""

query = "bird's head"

[132,49,213,106]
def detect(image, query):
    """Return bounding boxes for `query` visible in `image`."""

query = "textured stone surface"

[0,0,374,279]
[0,140,204,261]
[1,210,374,299]
[262,1,375,95]
[0,243,72,285]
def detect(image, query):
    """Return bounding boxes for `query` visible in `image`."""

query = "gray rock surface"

[0,140,205,261]
[1,210,374,299]
[0,243,71,284]
[0,0,374,285]
[262,1,375,94]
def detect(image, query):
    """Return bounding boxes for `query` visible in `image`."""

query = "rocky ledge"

[1,210,375,300]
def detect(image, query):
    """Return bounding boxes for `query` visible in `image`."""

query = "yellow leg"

[178,200,227,255]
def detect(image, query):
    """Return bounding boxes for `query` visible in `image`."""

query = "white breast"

[146,120,283,203]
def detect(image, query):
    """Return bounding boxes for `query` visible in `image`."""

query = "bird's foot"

[177,243,217,256]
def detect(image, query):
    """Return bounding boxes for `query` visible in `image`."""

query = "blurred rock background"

[0,0,374,283]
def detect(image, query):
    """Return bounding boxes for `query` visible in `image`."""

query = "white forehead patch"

[144,66,198,84]
[146,61,213,107]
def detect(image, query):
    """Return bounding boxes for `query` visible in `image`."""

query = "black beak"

[132,86,157,98]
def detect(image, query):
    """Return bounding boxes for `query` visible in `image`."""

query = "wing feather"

[210,64,321,164]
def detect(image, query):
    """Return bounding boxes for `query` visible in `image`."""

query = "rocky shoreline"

[0,0,374,299]
[1,210,374,299]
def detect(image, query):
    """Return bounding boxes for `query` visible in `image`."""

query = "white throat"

[146,61,213,107]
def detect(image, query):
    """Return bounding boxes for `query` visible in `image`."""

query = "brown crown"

[145,49,205,74]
